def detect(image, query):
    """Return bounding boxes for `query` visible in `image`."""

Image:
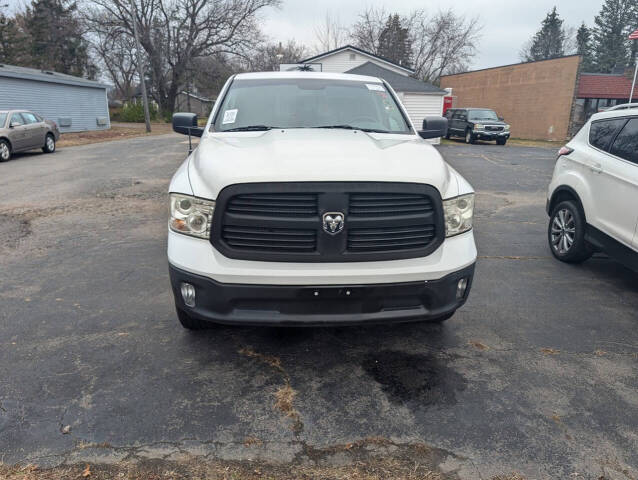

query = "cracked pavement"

[0,135,637,479]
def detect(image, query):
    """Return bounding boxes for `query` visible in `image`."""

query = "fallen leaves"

[540,348,560,355]
[81,465,91,477]
[469,340,490,351]
[61,425,71,434]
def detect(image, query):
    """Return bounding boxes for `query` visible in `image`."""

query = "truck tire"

[496,138,507,146]
[176,308,209,330]
[548,200,593,263]
[465,129,475,144]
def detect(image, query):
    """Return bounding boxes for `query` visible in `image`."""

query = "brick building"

[441,56,637,141]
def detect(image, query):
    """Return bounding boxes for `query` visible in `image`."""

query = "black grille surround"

[211,182,445,262]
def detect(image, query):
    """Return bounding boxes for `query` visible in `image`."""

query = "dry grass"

[57,124,174,148]
[0,458,528,480]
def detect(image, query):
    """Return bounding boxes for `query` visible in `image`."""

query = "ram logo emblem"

[322,212,345,234]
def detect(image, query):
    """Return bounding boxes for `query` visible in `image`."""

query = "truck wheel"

[548,200,593,263]
[465,130,475,144]
[42,133,56,153]
[0,139,11,162]
[176,308,208,330]
[496,138,507,146]
[445,130,451,139]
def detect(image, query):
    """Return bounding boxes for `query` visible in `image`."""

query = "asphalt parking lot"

[1,135,637,479]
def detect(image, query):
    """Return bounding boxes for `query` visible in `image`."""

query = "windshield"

[0,113,7,128]
[468,109,499,121]
[213,78,411,134]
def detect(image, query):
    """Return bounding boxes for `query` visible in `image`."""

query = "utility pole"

[129,0,151,133]
[630,29,638,103]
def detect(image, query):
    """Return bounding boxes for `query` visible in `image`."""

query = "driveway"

[0,137,636,479]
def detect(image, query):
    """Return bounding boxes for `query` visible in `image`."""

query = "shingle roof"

[0,64,108,89]
[301,45,415,74]
[577,73,634,99]
[345,62,446,95]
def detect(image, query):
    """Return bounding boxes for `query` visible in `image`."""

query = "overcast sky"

[3,0,606,70]
[263,0,605,69]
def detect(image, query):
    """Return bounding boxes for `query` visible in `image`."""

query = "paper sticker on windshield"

[366,84,385,92]
[222,109,238,124]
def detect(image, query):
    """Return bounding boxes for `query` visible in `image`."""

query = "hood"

[187,129,458,199]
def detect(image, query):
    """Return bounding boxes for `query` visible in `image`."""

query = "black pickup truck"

[444,108,510,145]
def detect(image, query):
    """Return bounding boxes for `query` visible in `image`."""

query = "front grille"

[212,183,444,262]
[349,193,433,217]
[485,125,504,132]
[227,193,318,217]
[222,226,316,252]
[348,224,436,252]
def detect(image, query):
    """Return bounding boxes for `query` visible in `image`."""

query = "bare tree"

[313,11,347,53]
[84,0,280,114]
[249,39,306,71]
[408,9,481,83]
[350,7,481,83]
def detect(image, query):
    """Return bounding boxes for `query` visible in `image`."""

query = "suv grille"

[212,182,444,262]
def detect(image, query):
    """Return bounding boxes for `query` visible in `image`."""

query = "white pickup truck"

[167,71,477,328]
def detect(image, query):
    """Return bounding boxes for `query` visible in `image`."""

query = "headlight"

[169,193,215,239]
[504,124,511,130]
[443,193,474,237]
[473,124,483,131]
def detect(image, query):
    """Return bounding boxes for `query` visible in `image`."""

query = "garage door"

[400,93,444,144]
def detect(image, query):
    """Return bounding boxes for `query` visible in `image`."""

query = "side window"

[9,113,24,126]
[589,118,626,152]
[609,118,638,164]
[22,112,38,124]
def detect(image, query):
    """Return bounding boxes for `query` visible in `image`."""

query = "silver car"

[0,110,61,162]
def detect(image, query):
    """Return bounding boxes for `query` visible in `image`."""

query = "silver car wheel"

[0,143,9,161]
[46,136,55,152]
[550,208,576,254]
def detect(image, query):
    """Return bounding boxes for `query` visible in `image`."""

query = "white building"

[294,45,447,143]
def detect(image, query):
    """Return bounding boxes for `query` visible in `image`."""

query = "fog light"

[181,282,196,307]
[456,278,468,299]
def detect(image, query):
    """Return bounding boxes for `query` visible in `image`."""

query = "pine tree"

[524,7,566,62]
[22,0,96,77]
[576,22,594,71]
[591,0,637,73]
[377,14,412,68]
[0,13,29,65]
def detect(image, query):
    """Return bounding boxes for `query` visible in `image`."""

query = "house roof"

[300,45,415,75]
[0,63,108,89]
[346,62,446,95]
[577,73,634,99]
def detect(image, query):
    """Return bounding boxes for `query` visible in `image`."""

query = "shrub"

[119,101,158,122]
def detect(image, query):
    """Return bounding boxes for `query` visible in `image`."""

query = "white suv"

[167,72,477,328]
[547,106,638,269]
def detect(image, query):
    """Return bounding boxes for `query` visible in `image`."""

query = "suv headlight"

[169,193,215,239]
[443,193,474,237]
[473,124,484,131]
[504,124,511,131]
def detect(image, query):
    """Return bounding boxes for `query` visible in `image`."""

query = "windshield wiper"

[313,125,392,133]
[223,125,276,132]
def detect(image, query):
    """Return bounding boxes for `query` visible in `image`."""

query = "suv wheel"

[496,138,507,146]
[548,200,593,263]
[42,134,55,153]
[465,129,475,144]
[0,139,10,162]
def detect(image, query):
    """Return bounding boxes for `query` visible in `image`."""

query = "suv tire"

[548,200,593,263]
[0,139,11,162]
[465,129,475,144]
[176,308,209,330]
[496,138,507,146]
[42,133,56,153]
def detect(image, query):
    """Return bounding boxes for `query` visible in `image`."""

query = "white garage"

[297,46,446,143]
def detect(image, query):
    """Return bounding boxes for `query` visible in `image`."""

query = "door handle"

[590,164,603,174]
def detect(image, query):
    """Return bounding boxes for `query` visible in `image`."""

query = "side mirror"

[498,117,504,121]
[10,121,22,128]
[172,112,204,137]
[418,116,448,140]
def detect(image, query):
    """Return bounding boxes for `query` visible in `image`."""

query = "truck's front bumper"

[475,131,510,141]
[169,263,475,326]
